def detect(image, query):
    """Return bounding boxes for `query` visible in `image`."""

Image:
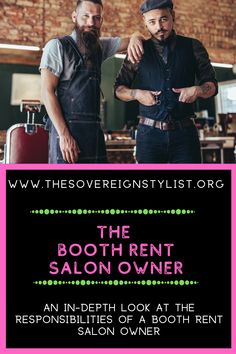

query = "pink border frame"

[0,163,235,354]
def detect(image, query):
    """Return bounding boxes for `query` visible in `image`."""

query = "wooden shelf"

[0,48,42,65]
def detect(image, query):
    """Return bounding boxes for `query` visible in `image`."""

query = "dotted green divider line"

[33,280,199,286]
[30,209,195,216]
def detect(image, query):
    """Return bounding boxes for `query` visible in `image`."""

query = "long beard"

[75,25,101,66]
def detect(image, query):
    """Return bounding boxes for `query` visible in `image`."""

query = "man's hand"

[127,34,144,64]
[172,86,201,103]
[134,89,162,106]
[59,132,80,164]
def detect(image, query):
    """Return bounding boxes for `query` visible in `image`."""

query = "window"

[215,80,236,115]
[11,73,41,105]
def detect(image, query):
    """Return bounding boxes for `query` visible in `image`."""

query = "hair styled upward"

[76,0,103,8]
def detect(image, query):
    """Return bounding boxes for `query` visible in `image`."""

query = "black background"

[6,169,231,348]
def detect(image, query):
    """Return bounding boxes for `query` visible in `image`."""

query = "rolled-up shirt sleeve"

[192,39,218,95]
[114,56,138,98]
[39,38,63,77]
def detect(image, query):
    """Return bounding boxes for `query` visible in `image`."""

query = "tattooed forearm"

[199,82,216,98]
[201,83,211,94]
[130,89,137,100]
[115,86,139,102]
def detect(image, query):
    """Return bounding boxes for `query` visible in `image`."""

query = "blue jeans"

[136,124,201,163]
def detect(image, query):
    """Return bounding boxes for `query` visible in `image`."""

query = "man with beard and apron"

[40,0,144,163]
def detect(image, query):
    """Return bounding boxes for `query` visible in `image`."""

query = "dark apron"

[48,36,107,164]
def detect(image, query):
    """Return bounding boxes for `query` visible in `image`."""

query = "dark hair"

[76,0,103,9]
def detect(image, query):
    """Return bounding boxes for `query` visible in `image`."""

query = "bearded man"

[114,0,218,164]
[40,0,144,163]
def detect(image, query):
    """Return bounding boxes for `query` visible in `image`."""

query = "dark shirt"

[114,31,218,94]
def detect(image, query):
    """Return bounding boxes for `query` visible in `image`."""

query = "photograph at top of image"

[0,0,236,164]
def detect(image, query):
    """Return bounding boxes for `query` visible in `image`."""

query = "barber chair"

[4,100,48,164]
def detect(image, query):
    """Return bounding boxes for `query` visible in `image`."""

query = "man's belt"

[138,116,194,131]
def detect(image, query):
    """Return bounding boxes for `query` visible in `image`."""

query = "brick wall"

[0,0,235,63]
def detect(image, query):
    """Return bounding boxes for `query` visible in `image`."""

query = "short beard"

[75,24,101,65]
